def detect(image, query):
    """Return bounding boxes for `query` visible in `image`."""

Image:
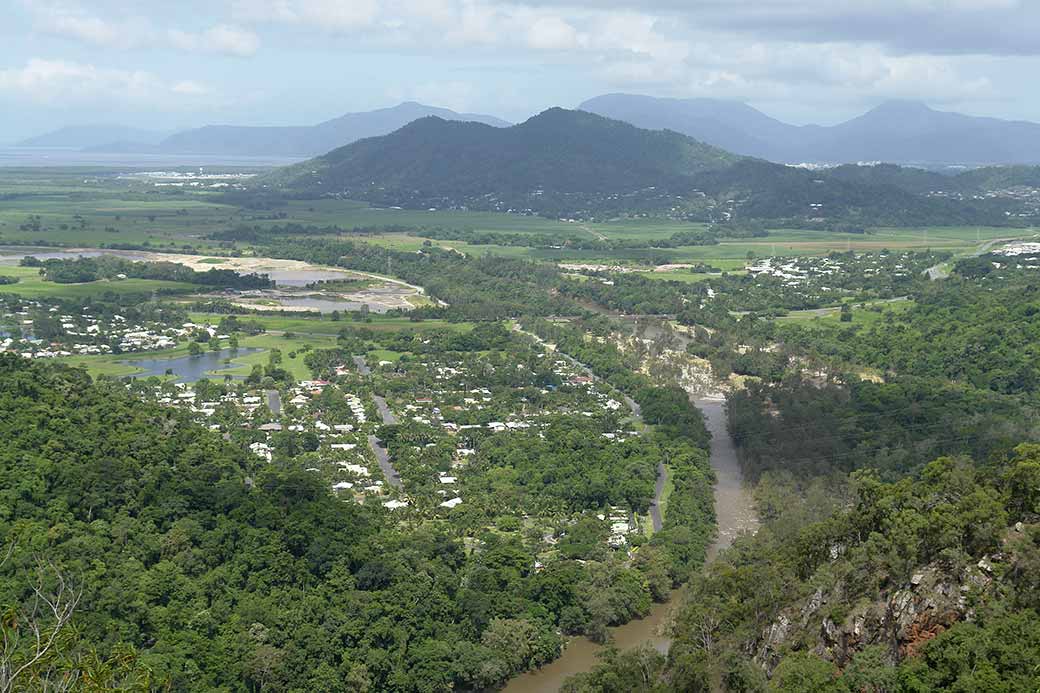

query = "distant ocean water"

[0,147,303,168]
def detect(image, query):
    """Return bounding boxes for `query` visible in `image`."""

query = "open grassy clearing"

[0,194,238,249]
[0,264,197,298]
[253,199,580,234]
[634,269,748,283]
[51,311,474,379]
[58,341,194,378]
[57,331,340,381]
[367,348,404,363]
[2,176,1037,273]
[776,298,915,326]
[657,465,675,530]
[358,225,1035,267]
[185,311,472,335]
[220,333,338,380]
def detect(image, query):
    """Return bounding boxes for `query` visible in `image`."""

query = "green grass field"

[58,331,339,381]
[0,265,197,298]
[221,333,338,380]
[2,170,1035,270]
[186,312,472,335]
[635,269,748,283]
[52,312,473,380]
[367,349,404,363]
[776,298,915,327]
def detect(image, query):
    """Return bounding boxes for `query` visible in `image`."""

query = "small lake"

[262,297,392,313]
[121,347,260,382]
[263,270,353,287]
[0,247,118,264]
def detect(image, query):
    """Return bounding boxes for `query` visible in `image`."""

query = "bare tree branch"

[0,555,80,693]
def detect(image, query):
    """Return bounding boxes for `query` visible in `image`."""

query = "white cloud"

[168,25,260,57]
[11,0,1021,121]
[525,16,583,51]
[233,0,379,29]
[27,2,153,48]
[0,58,213,105]
[25,2,259,56]
[171,80,212,95]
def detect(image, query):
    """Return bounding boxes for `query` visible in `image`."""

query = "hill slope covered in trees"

[265,109,1025,226]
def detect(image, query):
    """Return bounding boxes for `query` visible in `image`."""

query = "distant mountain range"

[17,125,170,149]
[580,94,1040,167]
[17,96,1040,172]
[266,108,1024,226]
[17,103,510,158]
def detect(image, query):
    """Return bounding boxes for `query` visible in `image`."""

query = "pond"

[120,347,260,382]
[261,270,352,287]
[0,247,117,264]
[255,296,389,313]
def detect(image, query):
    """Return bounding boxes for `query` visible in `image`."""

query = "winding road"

[925,236,1026,280]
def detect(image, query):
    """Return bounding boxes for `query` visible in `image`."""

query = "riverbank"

[503,393,758,692]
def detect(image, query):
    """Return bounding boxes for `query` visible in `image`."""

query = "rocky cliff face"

[756,525,1029,673]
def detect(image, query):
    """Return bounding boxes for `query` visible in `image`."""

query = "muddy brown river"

[503,395,758,692]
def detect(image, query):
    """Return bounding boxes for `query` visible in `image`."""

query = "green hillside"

[264,109,1024,227]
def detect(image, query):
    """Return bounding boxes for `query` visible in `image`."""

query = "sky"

[4,0,1040,142]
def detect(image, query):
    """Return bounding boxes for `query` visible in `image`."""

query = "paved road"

[351,353,403,490]
[512,324,641,420]
[352,354,371,376]
[925,237,1022,280]
[648,461,668,532]
[372,394,398,425]
[367,434,403,490]
[265,389,281,415]
[513,323,661,530]
[579,224,607,242]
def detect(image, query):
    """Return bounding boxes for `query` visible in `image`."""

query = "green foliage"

[727,376,1030,481]
[633,445,1040,693]
[779,273,1040,396]
[30,255,272,289]
[266,109,1023,226]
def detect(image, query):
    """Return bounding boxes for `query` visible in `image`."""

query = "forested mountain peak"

[267,107,741,209]
[261,106,1033,227]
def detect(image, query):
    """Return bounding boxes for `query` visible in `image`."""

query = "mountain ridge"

[270,107,739,198]
[580,94,1040,166]
[19,103,510,157]
[263,107,1021,227]
[17,124,170,149]
[139,102,509,157]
